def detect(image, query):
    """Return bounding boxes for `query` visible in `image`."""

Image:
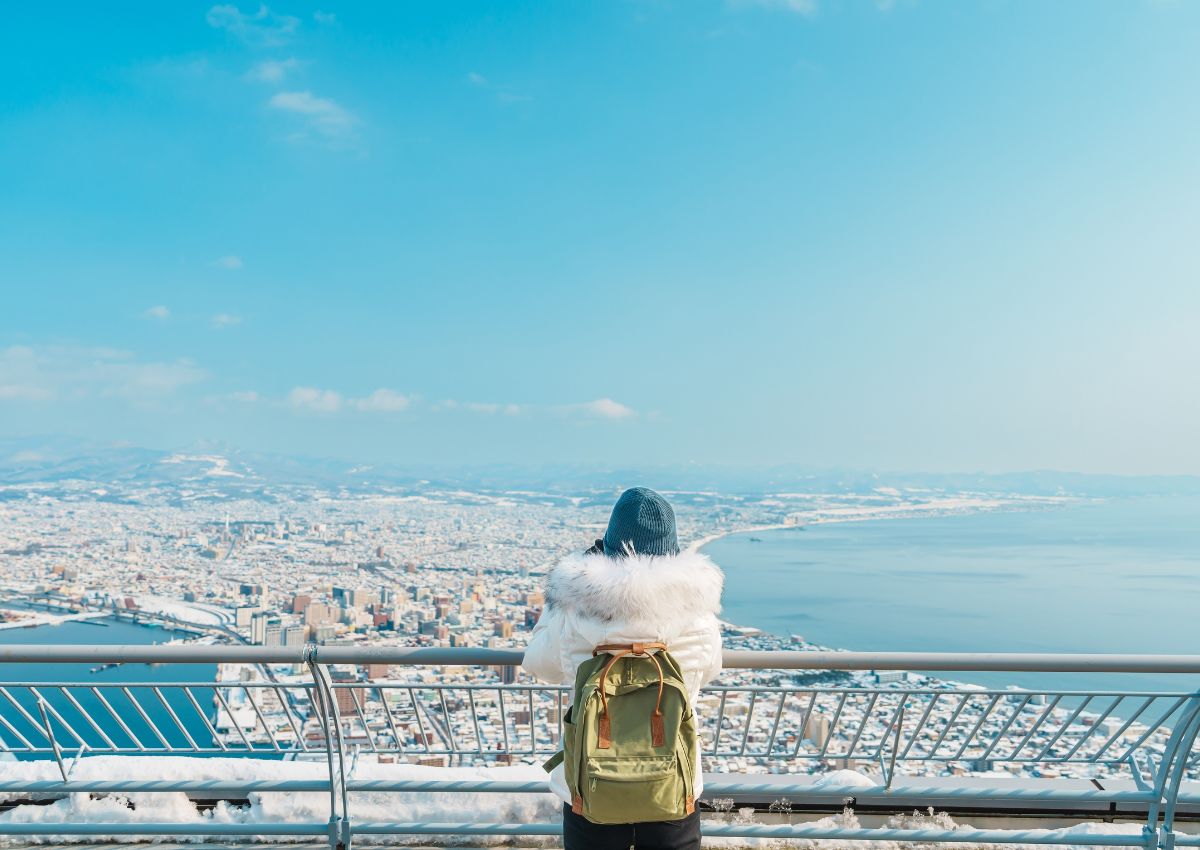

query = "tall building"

[235,605,260,629]
[251,612,282,645]
[304,602,330,626]
[329,672,366,716]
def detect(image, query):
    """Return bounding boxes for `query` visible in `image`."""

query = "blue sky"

[2,1,1198,473]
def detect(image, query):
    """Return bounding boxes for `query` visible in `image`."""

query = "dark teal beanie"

[602,487,680,557]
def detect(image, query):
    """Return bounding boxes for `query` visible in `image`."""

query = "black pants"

[562,803,701,850]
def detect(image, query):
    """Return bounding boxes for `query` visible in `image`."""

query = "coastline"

[0,607,111,631]
[686,496,1076,650]
[686,522,794,555]
[686,494,1069,556]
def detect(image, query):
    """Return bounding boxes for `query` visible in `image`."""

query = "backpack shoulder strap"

[542,750,565,773]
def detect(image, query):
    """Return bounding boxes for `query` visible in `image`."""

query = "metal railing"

[0,645,1198,849]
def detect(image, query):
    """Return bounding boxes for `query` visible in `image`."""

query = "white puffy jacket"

[521,549,725,805]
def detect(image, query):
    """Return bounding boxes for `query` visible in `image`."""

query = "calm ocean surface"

[703,496,1200,693]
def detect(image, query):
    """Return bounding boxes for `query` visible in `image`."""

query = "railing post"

[1142,692,1200,850]
[1157,693,1200,850]
[304,643,353,850]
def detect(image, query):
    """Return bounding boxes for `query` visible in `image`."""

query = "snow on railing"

[0,646,1198,849]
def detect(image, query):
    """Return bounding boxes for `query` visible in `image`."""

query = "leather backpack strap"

[591,642,670,749]
[593,642,668,656]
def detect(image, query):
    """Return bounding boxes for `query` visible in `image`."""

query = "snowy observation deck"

[0,645,1198,849]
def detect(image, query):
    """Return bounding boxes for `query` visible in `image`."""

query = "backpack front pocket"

[582,755,687,824]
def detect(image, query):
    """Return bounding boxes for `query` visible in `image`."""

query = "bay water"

[0,618,218,758]
[703,496,1200,693]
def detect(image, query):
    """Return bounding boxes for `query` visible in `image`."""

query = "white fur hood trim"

[544,550,724,634]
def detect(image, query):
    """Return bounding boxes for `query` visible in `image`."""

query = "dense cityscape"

[3,452,1181,786]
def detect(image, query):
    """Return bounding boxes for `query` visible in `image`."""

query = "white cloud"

[354,388,411,412]
[731,0,818,16]
[116,361,208,396]
[269,90,356,141]
[0,344,208,403]
[248,57,301,83]
[142,305,170,320]
[0,345,54,400]
[465,71,532,105]
[289,386,342,413]
[229,390,259,402]
[211,313,243,329]
[215,255,243,270]
[438,399,522,415]
[206,4,300,47]
[313,10,336,25]
[578,398,636,419]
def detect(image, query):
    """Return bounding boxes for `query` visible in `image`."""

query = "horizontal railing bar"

[2,747,1148,763]
[4,645,1200,672]
[0,778,1174,804]
[0,823,330,836]
[347,822,1157,844]
[1,681,1190,699]
[0,820,1178,845]
[700,686,1192,697]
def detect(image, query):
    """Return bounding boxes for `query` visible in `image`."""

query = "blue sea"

[702,496,1200,693]
[0,618,218,758]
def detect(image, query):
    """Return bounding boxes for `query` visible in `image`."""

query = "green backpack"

[544,643,697,824]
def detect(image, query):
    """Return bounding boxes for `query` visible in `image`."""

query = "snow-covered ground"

[0,757,1170,848]
[0,609,109,631]
[132,596,232,627]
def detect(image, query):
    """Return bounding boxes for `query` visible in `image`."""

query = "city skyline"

[3,2,1199,474]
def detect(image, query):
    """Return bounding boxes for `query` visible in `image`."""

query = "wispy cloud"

[0,345,208,403]
[354,388,411,412]
[229,390,259,402]
[465,71,533,106]
[577,398,637,420]
[730,0,818,16]
[0,345,55,401]
[288,386,343,413]
[215,255,243,270]
[206,4,300,47]
[211,313,243,329]
[439,399,522,416]
[269,90,357,143]
[313,10,336,25]
[248,57,301,83]
[142,305,170,321]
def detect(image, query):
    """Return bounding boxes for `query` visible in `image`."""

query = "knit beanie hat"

[602,487,680,558]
